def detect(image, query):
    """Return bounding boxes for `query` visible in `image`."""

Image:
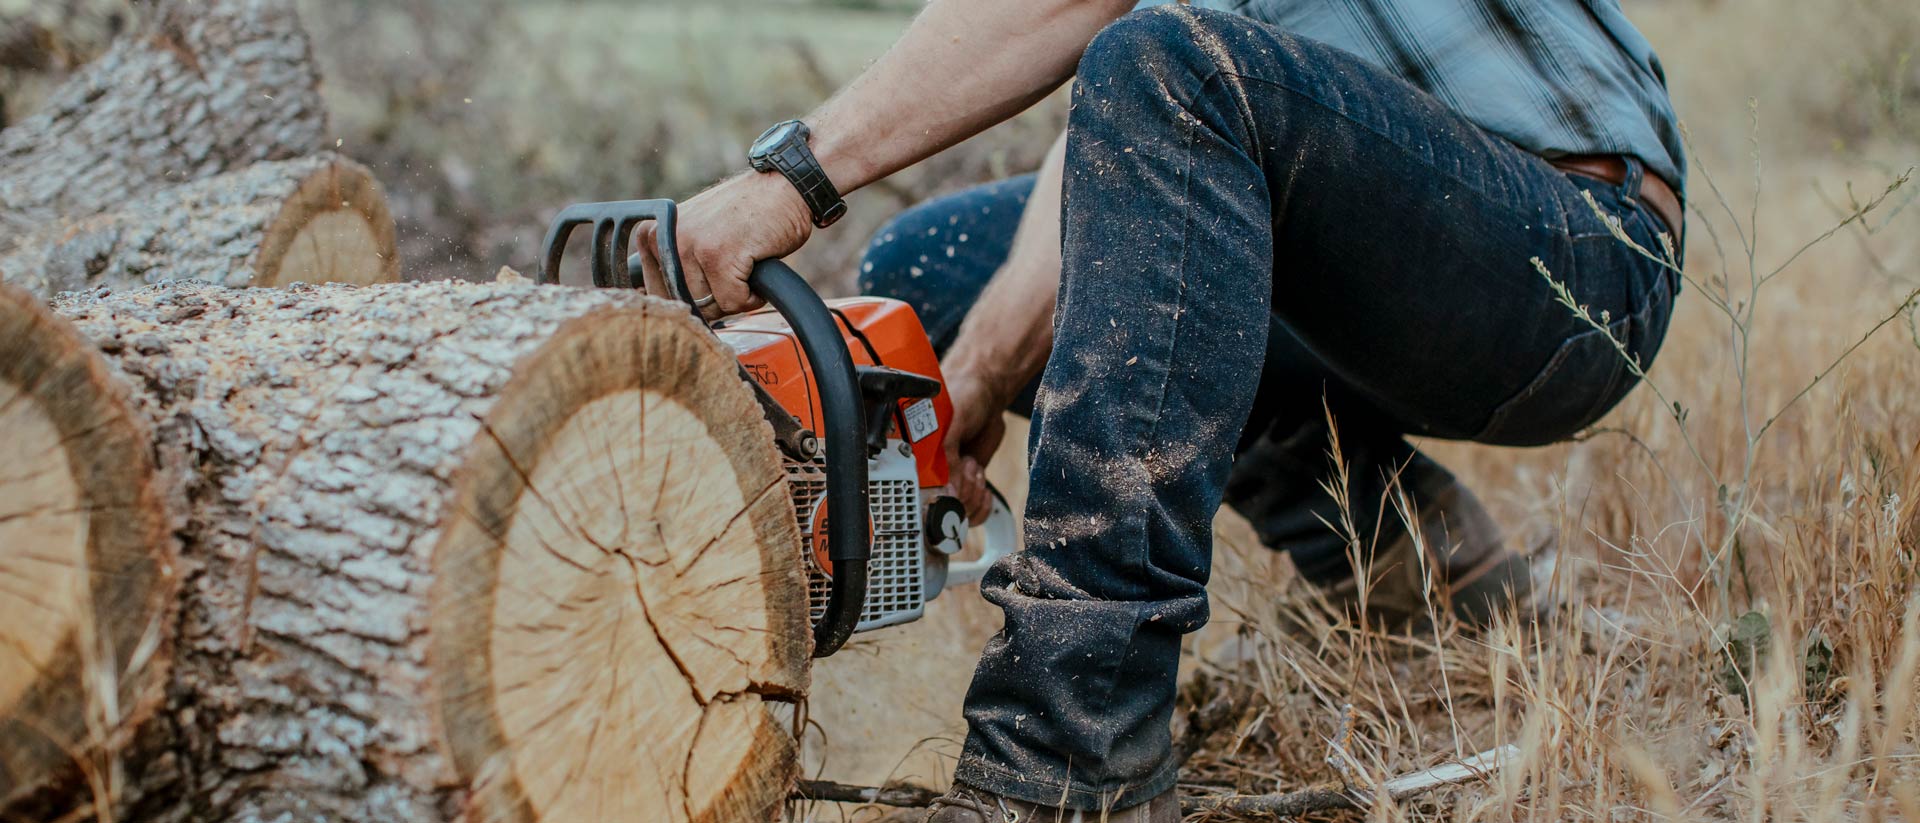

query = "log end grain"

[252,155,398,288]
[430,300,810,822]
[0,283,173,812]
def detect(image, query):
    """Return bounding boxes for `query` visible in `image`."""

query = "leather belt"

[1549,154,1684,240]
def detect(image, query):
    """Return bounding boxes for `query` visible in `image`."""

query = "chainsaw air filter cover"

[788,444,926,632]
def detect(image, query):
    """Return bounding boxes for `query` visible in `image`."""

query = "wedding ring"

[692,294,717,309]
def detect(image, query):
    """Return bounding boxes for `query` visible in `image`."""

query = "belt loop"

[1621,157,1645,200]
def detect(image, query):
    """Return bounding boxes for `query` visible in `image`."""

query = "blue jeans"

[859,6,1678,809]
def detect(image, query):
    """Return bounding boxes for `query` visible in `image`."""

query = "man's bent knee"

[1077,5,1230,89]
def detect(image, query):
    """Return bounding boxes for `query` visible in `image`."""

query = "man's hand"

[942,369,1009,525]
[634,172,814,318]
[931,129,1069,523]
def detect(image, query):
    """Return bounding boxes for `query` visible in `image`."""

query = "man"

[645,0,1683,819]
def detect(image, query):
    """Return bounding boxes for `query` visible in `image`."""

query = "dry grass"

[1181,191,1920,819]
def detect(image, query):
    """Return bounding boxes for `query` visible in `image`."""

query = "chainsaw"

[539,199,1018,658]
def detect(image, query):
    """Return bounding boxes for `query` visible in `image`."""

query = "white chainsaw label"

[904,398,938,442]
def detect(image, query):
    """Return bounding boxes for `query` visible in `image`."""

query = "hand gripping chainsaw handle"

[539,200,870,658]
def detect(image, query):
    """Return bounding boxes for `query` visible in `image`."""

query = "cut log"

[0,283,173,815]
[0,154,399,297]
[33,279,810,823]
[0,0,323,233]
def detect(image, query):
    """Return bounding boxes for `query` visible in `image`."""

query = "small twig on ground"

[1181,784,1360,819]
[794,744,1521,820]
[1172,684,1240,767]
[794,780,942,808]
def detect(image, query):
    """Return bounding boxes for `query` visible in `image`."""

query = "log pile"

[2,2,816,821]
[1,278,811,822]
[0,0,397,297]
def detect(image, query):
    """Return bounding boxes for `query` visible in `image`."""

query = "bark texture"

[0,282,174,817]
[0,154,398,297]
[0,0,323,240]
[42,279,809,823]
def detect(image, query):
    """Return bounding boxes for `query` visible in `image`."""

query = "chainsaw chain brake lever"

[540,200,871,658]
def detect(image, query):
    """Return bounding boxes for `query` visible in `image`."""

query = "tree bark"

[22,278,810,823]
[0,154,399,298]
[0,0,323,239]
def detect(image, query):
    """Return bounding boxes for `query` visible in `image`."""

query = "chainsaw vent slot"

[787,453,925,633]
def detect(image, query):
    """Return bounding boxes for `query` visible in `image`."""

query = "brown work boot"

[923,781,1180,823]
[1323,477,1540,629]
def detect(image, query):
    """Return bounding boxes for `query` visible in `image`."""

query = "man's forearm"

[941,131,1068,408]
[806,0,1132,194]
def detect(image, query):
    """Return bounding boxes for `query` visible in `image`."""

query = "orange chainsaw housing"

[715,297,953,489]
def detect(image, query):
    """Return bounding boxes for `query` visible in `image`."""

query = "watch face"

[750,120,807,160]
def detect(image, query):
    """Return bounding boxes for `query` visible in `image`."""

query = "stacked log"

[0,278,811,822]
[0,154,398,295]
[0,1,813,820]
[0,0,398,298]
[0,0,322,226]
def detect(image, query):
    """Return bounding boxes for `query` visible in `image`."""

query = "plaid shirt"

[1149,0,1687,191]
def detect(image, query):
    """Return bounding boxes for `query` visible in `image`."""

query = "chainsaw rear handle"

[748,259,870,658]
[940,486,1018,590]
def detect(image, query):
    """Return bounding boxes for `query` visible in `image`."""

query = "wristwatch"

[749,119,847,229]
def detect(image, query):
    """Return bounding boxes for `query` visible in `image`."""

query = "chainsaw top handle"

[539,200,870,658]
[746,259,870,657]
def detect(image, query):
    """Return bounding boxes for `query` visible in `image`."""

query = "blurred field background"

[5,0,1919,820]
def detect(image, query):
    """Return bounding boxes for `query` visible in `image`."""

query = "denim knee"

[1078,5,1222,91]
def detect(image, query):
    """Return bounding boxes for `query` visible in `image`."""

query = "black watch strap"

[751,121,847,229]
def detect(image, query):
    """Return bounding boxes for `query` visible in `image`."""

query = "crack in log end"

[478,391,720,821]
[0,378,89,719]
[622,549,707,710]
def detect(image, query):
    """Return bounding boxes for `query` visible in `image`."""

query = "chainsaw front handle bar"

[747,259,870,657]
[537,199,697,306]
[539,201,871,658]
